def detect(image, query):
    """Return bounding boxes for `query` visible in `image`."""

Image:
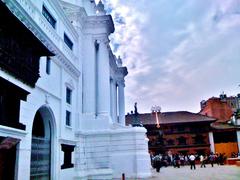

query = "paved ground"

[149,165,240,180]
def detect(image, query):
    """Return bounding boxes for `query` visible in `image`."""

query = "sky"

[96,0,240,114]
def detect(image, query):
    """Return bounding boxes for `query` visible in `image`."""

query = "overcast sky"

[96,0,240,114]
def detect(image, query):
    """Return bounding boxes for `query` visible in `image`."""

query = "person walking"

[189,154,196,170]
[200,155,206,168]
[209,153,215,167]
[150,153,154,168]
[154,155,162,173]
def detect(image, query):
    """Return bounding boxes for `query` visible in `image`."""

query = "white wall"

[0,0,151,179]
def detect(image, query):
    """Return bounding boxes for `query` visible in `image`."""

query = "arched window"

[32,111,45,137]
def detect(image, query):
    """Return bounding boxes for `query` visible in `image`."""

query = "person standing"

[189,154,196,170]
[180,154,185,166]
[175,154,180,168]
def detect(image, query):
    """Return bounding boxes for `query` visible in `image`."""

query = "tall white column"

[118,80,125,125]
[110,78,117,122]
[237,131,240,153]
[96,37,111,116]
[110,78,113,118]
[82,36,97,115]
[208,132,215,153]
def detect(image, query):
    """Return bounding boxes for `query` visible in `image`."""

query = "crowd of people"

[231,152,240,158]
[151,152,229,173]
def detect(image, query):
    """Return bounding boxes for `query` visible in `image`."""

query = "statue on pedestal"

[134,102,138,115]
[132,102,143,127]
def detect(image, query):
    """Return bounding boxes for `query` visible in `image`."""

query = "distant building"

[200,93,240,122]
[126,111,216,155]
[200,93,240,157]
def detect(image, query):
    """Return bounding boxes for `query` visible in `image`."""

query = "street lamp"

[151,105,161,128]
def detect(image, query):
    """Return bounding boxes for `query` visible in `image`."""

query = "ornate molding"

[65,79,75,90]
[93,35,110,46]
[109,49,118,70]
[118,67,128,77]
[3,0,81,78]
[83,15,115,35]
[48,0,79,41]
[59,138,77,146]
[59,0,87,31]
[117,79,125,87]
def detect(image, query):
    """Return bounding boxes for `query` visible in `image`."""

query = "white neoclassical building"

[0,0,151,179]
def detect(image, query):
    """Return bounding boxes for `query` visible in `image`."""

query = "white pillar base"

[209,132,215,153]
[75,126,152,179]
[237,131,240,153]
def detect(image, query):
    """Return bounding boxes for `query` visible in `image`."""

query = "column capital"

[110,77,116,83]
[117,79,125,87]
[93,35,110,45]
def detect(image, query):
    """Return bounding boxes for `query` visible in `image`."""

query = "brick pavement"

[148,165,240,180]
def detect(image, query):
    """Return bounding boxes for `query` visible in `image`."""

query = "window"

[46,57,51,74]
[0,77,28,130]
[66,87,72,104]
[178,136,187,145]
[66,110,71,126]
[61,144,75,169]
[167,139,174,145]
[64,33,73,50]
[178,150,189,155]
[42,5,56,29]
[177,126,185,132]
[193,135,205,144]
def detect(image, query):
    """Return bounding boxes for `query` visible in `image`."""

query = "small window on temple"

[46,57,51,74]
[64,33,73,50]
[167,139,174,145]
[42,5,56,29]
[61,144,75,169]
[178,136,187,145]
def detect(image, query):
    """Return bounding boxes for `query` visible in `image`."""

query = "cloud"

[100,0,240,113]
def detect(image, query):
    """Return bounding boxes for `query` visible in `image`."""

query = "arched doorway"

[30,106,55,180]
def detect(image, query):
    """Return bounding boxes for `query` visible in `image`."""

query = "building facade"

[200,94,240,157]
[0,0,151,179]
[126,111,216,156]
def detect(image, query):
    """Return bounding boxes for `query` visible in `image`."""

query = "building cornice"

[59,138,78,146]
[83,15,115,35]
[117,67,128,77]
[59,0,87,32]
[48,0,79,41]
[108,47,128,81]
[0,125,27,138]
[3,0,81,78]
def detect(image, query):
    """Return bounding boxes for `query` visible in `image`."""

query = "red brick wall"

[200,98,233,122]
